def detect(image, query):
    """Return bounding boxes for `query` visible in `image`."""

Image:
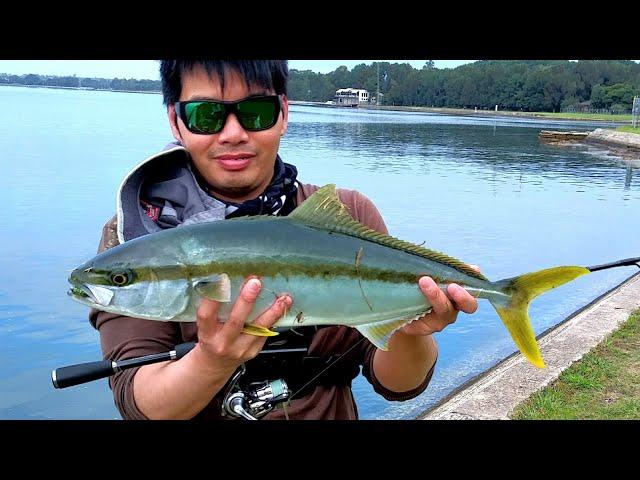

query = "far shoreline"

[289,100,631,124]
[0,83,632,125]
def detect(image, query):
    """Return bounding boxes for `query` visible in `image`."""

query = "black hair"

[159,60,288,106]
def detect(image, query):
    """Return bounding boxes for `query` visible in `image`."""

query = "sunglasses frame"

[174,95,283,135]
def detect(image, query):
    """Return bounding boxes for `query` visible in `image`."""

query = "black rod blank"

[587,257,640,272]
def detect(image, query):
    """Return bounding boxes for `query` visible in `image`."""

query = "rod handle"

[52,360,115,389]
[174,341,196,359]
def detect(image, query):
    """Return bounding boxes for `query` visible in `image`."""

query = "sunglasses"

[174,95,282,135]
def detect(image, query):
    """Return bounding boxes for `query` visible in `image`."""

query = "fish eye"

[110,271,131,286]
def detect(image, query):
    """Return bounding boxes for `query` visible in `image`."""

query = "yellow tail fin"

[491,266,590,368]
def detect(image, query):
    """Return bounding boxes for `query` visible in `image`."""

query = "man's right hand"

[194,277,293,373]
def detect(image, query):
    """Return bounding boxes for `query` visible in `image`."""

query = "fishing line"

[289,335,367,401]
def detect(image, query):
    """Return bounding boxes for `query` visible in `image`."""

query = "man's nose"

[217,113,249,143]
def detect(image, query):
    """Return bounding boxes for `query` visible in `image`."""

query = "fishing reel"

[221,364,291,420]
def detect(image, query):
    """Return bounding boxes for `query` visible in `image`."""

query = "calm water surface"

[2,86,639,419]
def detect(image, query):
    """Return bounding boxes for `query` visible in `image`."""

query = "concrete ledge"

[586,129,640,151]
[418,272,640,420]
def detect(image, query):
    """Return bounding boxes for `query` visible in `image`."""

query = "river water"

[1,86,638,419]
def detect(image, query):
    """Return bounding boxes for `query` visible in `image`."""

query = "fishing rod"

[52,342,296,420]
[52,256,640,417]
[53,257,640,388]
[587,257,640,272]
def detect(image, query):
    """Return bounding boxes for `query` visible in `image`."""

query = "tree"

[24,74,43,85]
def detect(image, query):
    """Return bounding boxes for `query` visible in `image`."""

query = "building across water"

[333,88,369,107]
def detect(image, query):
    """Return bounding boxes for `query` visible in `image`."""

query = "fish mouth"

[68,281,114,307]
[69,284,91,299]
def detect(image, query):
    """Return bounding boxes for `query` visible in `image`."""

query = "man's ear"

[279,95,289,136]
[168,104,183,143]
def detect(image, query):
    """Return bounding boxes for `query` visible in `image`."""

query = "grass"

[511,310,640,419]
[530,111,633,122]
[616,125,640,134]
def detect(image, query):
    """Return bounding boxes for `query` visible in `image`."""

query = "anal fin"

[356,309,432,350]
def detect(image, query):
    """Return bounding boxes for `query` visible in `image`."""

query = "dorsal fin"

[289,184,487,281]
[289,184,352,228]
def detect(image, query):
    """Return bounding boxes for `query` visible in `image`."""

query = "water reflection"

[286,120,639,193]
[2,89,639,420]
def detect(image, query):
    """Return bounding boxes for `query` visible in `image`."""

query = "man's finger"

[418,276,453,316]
[223,277,262,336]
[446,284,479,314]
[196,298,221,338]
[253,294,293,329]
[468,264,481,273]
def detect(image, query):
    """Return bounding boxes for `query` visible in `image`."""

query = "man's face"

[168,65,289,202]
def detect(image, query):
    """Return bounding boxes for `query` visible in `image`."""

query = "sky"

[0,60,475,80]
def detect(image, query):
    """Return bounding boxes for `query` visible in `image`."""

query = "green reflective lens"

[184,102,225,134]
[177,96,280,135]
[237,98,277,130]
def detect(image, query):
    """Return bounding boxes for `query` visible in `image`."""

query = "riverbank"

[418,272,640,420]
[289,100,632,124]
[0,83,162,95]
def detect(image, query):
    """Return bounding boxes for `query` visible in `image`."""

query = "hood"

[116,143,227,243]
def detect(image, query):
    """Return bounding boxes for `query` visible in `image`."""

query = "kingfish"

[69,184,594,368]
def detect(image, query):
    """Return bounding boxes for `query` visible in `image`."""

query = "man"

[90,60,478,420]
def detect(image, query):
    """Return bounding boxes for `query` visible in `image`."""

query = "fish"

[69,183,595,368]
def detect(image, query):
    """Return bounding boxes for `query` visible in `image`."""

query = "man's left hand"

[401,267,480,336]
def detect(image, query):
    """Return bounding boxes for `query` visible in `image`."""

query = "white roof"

[336,88,368,93]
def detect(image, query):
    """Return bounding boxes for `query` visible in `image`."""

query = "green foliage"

[2,61,639,113]
[591,83,639,110]
[289,60,639,112]
[0,72,161,92]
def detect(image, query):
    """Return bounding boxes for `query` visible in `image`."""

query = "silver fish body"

[69,185,590,366]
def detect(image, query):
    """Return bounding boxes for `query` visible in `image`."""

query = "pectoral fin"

[242,324,279,337]
[193,274,231,302]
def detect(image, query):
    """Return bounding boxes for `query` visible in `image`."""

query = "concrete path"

[418,272,640,420]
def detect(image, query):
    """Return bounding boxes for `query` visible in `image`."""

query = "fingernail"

[246,279,261,294]
[419,277,436,294]
[280,295,292,307]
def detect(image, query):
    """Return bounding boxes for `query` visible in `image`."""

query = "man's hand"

[133,277,292,419]
[401,266,480,336]
[194,277,293,372]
